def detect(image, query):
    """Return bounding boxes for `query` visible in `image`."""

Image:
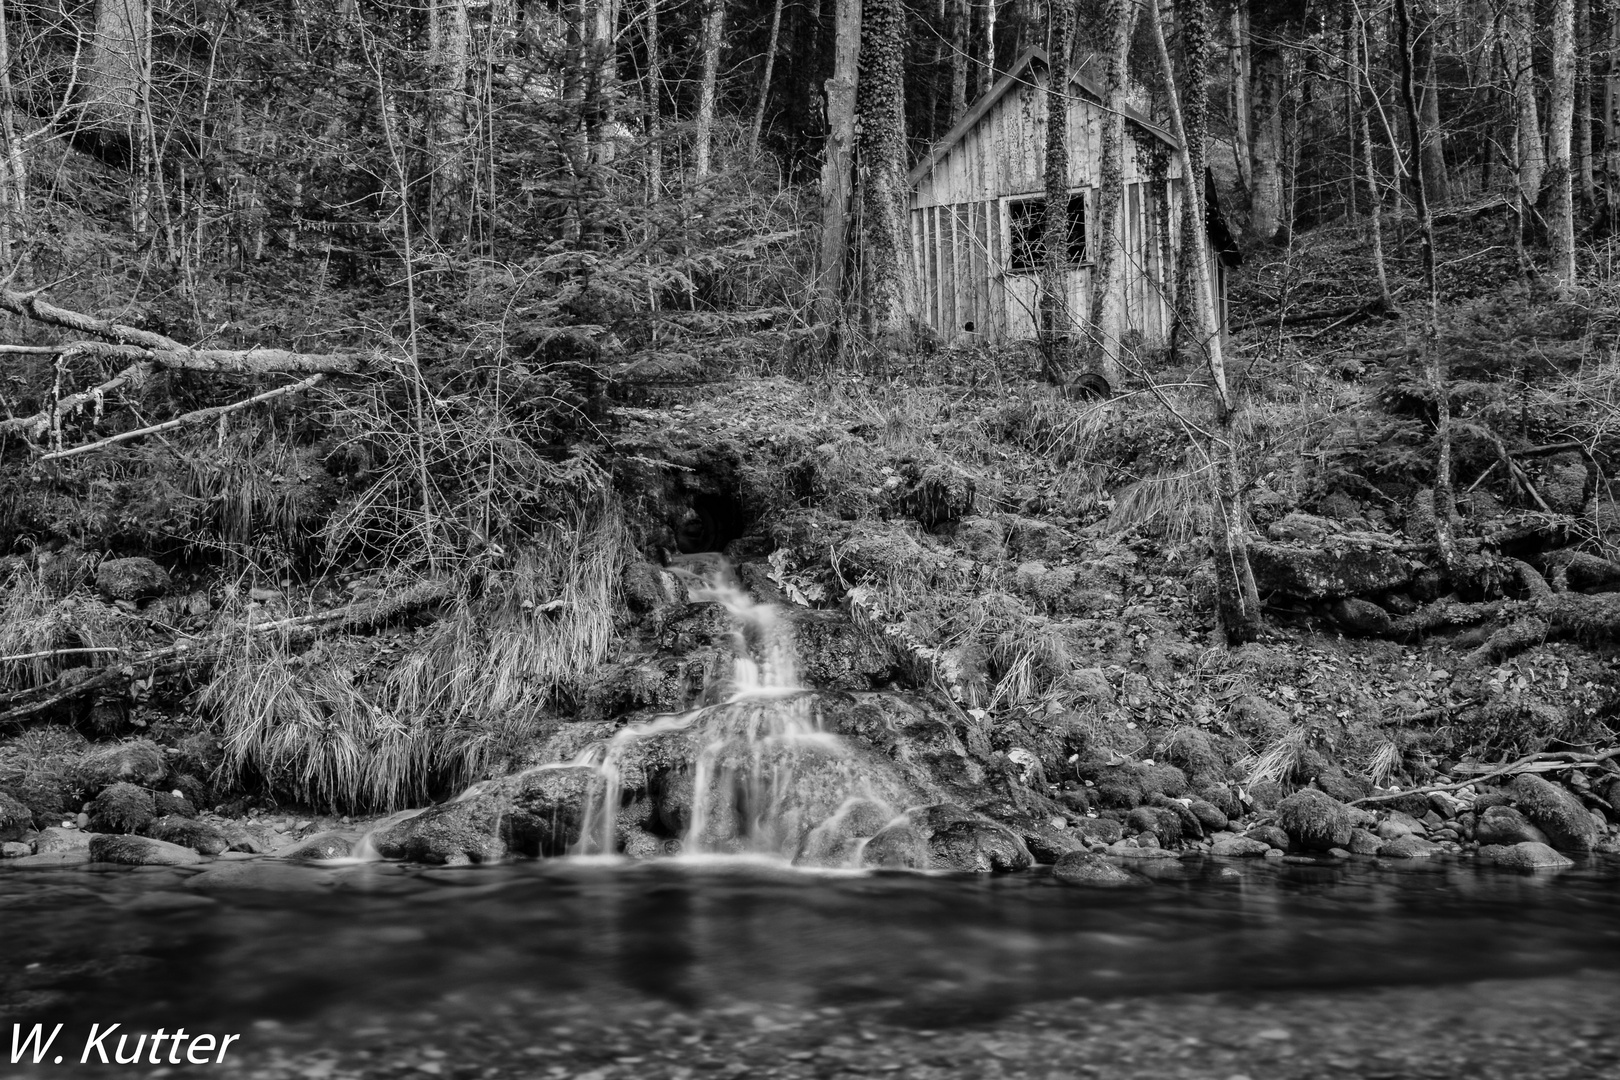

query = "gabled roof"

[907,47,1179,189]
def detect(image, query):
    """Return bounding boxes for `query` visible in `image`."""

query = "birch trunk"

[1502,0,1544,200]
[1147,0,1261,645]
[694,0,726,177]
[1548,0,1577,293]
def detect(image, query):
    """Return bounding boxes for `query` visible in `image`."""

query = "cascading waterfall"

[571,557,872,860]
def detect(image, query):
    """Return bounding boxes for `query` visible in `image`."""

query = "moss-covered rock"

[1509,774,1600,853]
[0,790,31,841]
[1276,789,1353,852]
[89,833,202,866]
[861,820,930,869]
[95,557,171,601]
[1248,541,1412,601]
[74,739,167,793]
[1474,805,1551,846]
[1476,841,1575,870]
[369,794,510,864]
[139,815,230,855]
[87,782,155,834]
[1126,806,1183,848]
[280,831,354,861]
[1053,851,1140,886]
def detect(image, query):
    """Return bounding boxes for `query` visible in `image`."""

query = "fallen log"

[1538,549,1620,592]
[0,580,456,727]
[1351,746,1620,806]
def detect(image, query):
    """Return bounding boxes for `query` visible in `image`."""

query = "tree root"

[1351,747,1620,807]
[1538,549,1620,592]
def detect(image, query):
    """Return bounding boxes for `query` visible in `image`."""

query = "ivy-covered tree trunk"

[1085,0,1133,387]
[1148,0,1261,645]
[1039,0,1074,382]
[694,0,726,177]
[981,0,997,97]
[949,0,969,122]
[1172,0,1211,363]
[1548,0,1578,294]
[856,0,913,345]
[817,0,861,335]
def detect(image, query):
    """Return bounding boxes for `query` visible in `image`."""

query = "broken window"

[1007,193,1088,273]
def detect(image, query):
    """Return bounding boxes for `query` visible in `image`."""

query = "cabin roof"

[906,47,1179,189]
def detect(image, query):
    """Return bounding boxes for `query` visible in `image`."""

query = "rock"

[1246,781,1284,810]
[1106,843,1180,859]
[1073,817,1124,845]
[8,851,89,867]
[1247,541,1412,601]
[1186,798,1228,833]
[861,821,931,869]
[0,791,31,841]
[1378,835,1442,858]
[1209,833,1272,857]
[1244,825,1291,851]
[1510,774,1600,852]
[1012,818,1089,864]
[185,862,337,892]
[794,797,897,868]
[1276,790,1353,852]
[33,826,90,853]
[1474,805,1551,847]
[88,834,203,866]
[73,738,167,791]
[279,831,353,861]
[95,557,171,601]
[368,796,509,864]
[222,823,278,854]
[1126,806,1183,848]
[87,782,155,834]
[1329,597,1393,636]
[505,766,600,856]
[926,817,1034,873]
[1053,851,1141,886]
[139,815,230,856]
[1,840,29,857]
[1348,828,1382,855]
[1476,842,1575,870]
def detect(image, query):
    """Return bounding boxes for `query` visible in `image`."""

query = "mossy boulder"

[926,817,1033,873]
[0,791,31,841]
[1509,774,1600,853]
[1053,851,1140,886]
[1477,842,1575,870]
[1248,541,1412,601]
[74,739,167,793]
[505,766,601,856]
[1474,805,1551,846]
[1126,806,1183,848]
[87,782,155,834]
[1073,817,1124,845]
[280,831,354,861]
[95,557,172,601]
[89,833,203,866]
[1276,789,1353,852]
[139,815,230,855]
[1186,797,1229,833]
[369,794,510,864]
[861,821,931,869]
[794,797,896,868]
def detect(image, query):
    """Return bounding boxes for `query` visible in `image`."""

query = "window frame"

[1000,188,1093,275]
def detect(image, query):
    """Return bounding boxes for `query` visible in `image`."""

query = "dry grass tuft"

[0,565,129,692]
[1241,725,1312,789]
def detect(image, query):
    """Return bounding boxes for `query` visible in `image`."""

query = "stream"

[4,853,1620,1078]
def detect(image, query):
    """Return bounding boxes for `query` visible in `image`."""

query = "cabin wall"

[909,69,1199,348]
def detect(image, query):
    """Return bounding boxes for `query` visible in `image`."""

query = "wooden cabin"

[908,48,1235,348]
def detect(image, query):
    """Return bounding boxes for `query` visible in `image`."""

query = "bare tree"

[750,0,786,152]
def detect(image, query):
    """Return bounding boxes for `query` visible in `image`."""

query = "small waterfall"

[572,556,871,860]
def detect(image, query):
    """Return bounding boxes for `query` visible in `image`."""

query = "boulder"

[1510,774,1600,853]
[138,815,230,856]
[1474,805,1551,847]
[369,795,509,864]
[33,826,90,853]
[1209,833,1272,857]
[1378,835,1442,858]
[926,817,1034,873]
[794,797,896,868]
[88,833,203,867]
[1073,817,1124,845]
[87,782,155,834]
[95,557,171,601]
[279,831,354,861]
[861,821,931,869]
[1476,842,1575,870]
[505,766,600,856]
[1248,541,1411,601]
[74,739,167,791]
[1347,828,1382,855]
[1244,825,1291,851]
[1,841,29,857]
[0,791,31,841]
[1052,851,1141,886]
[1126,806,1183,849]
[1276,789,1352,852]
[1186,798,1229,833]
[1329,597,1393,637]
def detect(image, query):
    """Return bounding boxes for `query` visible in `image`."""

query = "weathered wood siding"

[908,60,1195,348]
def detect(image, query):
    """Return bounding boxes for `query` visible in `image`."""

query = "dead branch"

[1351,746,1620,806]
[0,288,186,350]
[1456,421,1553,513]
[244,579,457,638]
[39,374,326,462]
[0,357,155,437]
[0,646,124,665]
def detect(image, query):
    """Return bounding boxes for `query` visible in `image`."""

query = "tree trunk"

[1548,0,1578,293]
[1248,39,1285,242]
[0,0,25,266]
[1359,15,1393,310]
[981,0,998,97]
[428,0,472,243]
[1086,0,1135,386]
[1040,0,1073,382]
[646,0,662,197]
[1395,0,1456,564]
[1147,0,1261,645]
[750,0,786,152]
[1173,0,1211,360]
[694,0,727,177]
[1415,20,1449,206]
[1228,0,1252,194]
[1502,0,1544,200]
[1577,0,1595,202]
[816,0,861,332]
[856,0,913,344]
[950,0,970,120]
[1607,0,1620,203]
